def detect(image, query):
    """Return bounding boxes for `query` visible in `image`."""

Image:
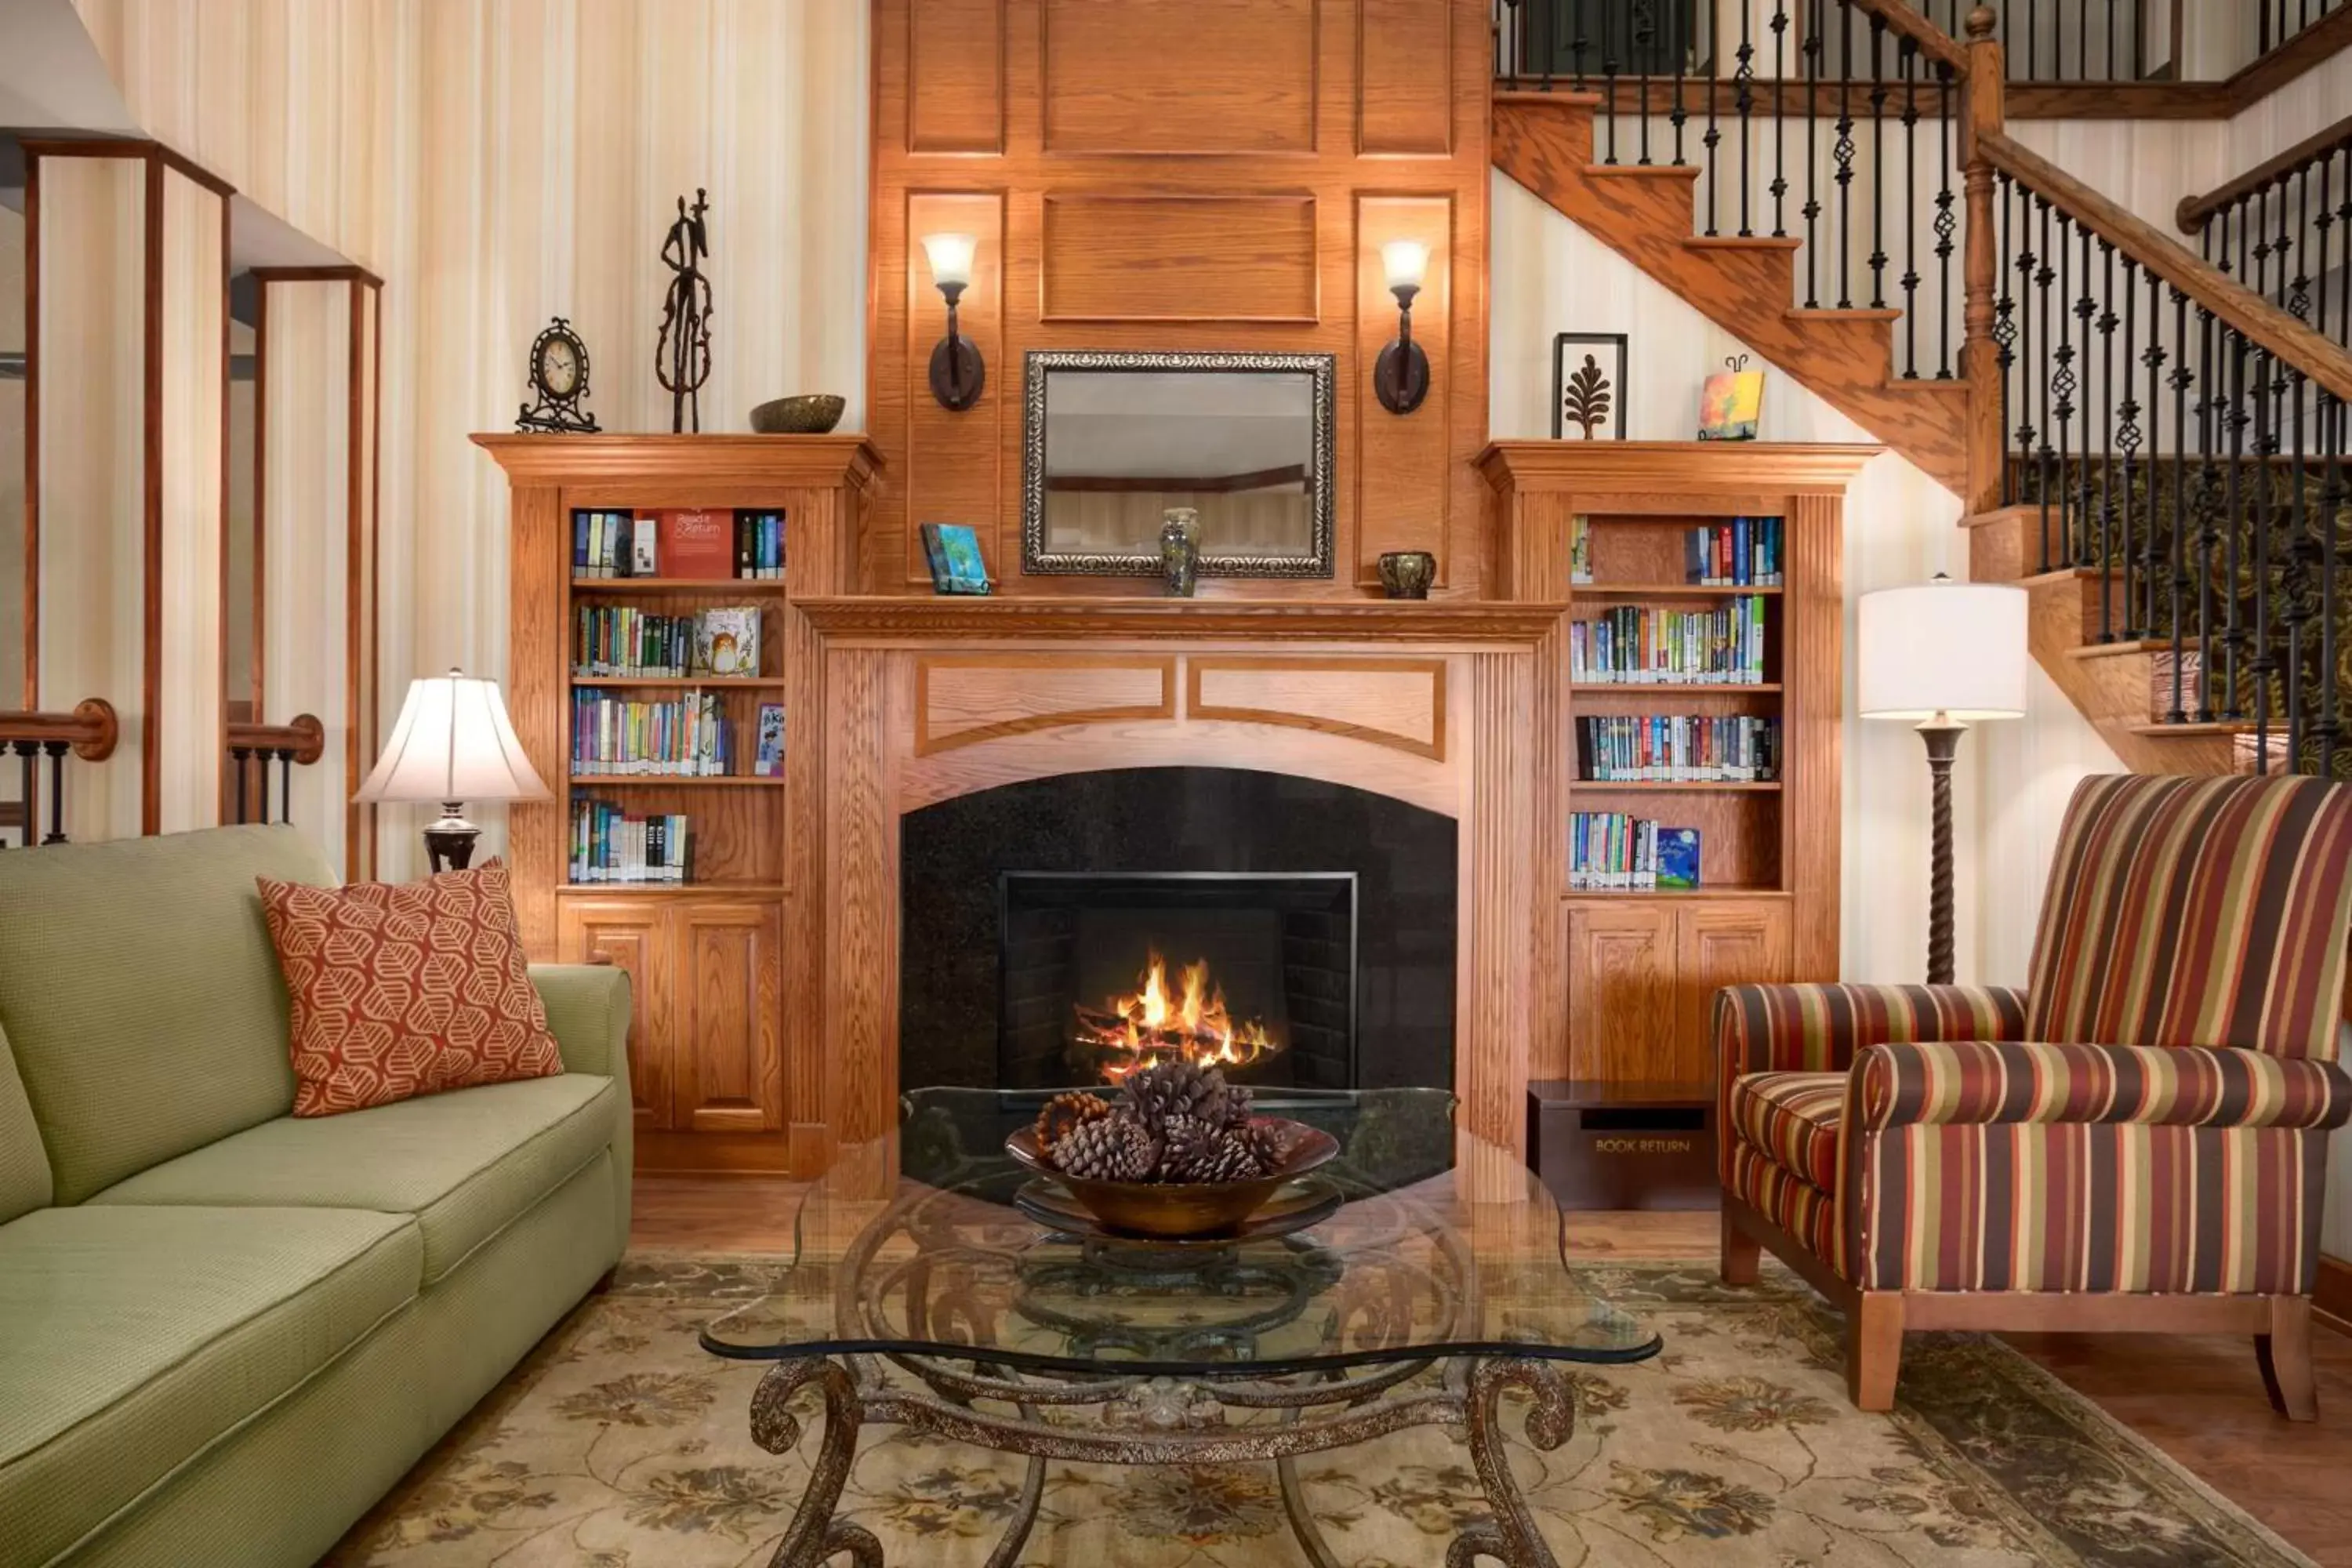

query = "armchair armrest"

[529,963,633,1081]
[1715,982,2028,1080]
[1851,1039,2352,1132]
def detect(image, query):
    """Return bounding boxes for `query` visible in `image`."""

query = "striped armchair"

[1716,773,2352,1415]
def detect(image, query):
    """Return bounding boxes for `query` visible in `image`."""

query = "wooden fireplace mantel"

[789,596,1570,643]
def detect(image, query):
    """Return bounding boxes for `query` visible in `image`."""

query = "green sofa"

[0,825,633,1566]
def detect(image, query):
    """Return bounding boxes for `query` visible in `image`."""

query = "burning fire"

[1077,951,1278,1083]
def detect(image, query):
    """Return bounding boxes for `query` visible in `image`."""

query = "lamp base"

[1918,724,1965,985]
[421,802,481,874]
[929,335,985,411]
[1374,338,1429,415]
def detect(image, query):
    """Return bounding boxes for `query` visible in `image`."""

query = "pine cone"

[1033,1091,1111,1153]
[1154,1113,1218,1181]
[1053,1112,1156,1182]
[1127,1059,1251,1136]
[1240,1117,1294,1173]
[1180,1130,1266,1185]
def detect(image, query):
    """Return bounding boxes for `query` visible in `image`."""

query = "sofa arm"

[1715,982,2028,1081]
[1851,1038,2352,1131]
[530,963,632,1081]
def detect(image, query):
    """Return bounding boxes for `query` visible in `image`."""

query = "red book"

[663,509,734,579]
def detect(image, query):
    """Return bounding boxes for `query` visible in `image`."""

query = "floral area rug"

[330,1256,2314,1567]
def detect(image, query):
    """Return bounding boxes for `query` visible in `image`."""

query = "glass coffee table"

[702,1087,1658,1568]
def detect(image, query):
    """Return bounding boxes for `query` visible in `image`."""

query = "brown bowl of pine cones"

[1007,1061,1339,1239]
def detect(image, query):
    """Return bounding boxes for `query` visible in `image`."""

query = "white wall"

[1494,169,2125,986]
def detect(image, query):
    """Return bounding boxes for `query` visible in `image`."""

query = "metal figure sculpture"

[656,190,713,434]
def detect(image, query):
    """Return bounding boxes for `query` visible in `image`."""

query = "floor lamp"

[1857,576,2028,985]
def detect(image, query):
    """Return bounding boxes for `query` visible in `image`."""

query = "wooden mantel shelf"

[472,432,883,490]
[1476,441,1884,493]
[790,596,1570,642]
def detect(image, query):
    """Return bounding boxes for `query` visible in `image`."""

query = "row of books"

[1574,715,1780,783]
[572,509,788,580]
[572,692,786,778]
[1570,815,1701,891]
[570,800,695,884]
[1565,515,1785,588]
[1570,597,1770,684]
[575,606,764,679]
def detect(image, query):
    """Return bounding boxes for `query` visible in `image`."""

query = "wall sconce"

[1374,239,1431,416]
[922,231,985,412]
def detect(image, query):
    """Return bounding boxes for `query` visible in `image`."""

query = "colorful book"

[754,703,786,778]
[920,522,992,595]
[664,508,735,579]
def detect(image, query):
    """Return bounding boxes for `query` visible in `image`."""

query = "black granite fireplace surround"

[898,767,1456,1096]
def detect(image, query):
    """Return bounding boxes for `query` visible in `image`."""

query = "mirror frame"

[1020,349,1337,579]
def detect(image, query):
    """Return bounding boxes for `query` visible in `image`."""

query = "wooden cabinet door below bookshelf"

[674,902,785,1134]
[1675,902,1792,1083]
[1566,903,1677,1083]
[557,901,674,1131]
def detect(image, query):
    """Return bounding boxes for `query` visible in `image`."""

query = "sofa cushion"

[0,1020,51,1224]
[1727,1069,1846,1191]
[258,862,564,1116]
[89,1073,622,1284]
[0,824,336,1203]
[0,1204,419,1566]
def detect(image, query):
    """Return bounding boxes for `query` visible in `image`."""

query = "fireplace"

[999,871,1356,1090]
[899,767,1454,1096]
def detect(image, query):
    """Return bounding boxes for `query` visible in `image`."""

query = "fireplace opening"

[999,871,1356,1091]
[898,767,1454,1097]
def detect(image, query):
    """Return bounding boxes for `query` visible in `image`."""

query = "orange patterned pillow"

[257,860,563,1116]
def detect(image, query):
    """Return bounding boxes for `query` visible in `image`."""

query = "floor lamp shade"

[356,671,548,873]
[1857,578,2027,987]
[1858,579,2030,721]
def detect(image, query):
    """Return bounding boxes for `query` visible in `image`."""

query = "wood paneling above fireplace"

[868,0,1490,597]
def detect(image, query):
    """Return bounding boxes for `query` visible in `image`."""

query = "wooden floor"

[636,1178,2352,1564]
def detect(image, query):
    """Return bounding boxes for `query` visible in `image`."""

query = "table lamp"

[1857,575,2028,985]
[355,669,551,873]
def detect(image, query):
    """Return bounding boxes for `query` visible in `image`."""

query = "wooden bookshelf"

[478,434,879,1174]
[1479,441,1878,1091]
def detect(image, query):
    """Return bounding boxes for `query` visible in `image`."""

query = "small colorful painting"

[1698,354,1765,441]
[1657,826,1702,890]
[920,522,993,595]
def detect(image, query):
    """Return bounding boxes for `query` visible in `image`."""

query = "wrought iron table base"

[746,1350,1574,1568]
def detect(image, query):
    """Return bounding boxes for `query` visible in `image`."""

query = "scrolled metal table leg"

[1445,1356,1573,1568]
[750,1356,885,1567]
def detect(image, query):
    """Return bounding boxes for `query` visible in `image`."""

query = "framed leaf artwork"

[1551,332,1629,440]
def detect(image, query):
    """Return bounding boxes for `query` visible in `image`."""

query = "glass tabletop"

[701,1087,1660,1378]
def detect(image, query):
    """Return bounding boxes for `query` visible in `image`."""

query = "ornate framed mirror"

[1020,350,1336,578]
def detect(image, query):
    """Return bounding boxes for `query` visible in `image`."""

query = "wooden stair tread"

[1585,162,1700,181]
[1686,234,1805,252]
[2126,720,2246,736]
[1791,306,1905,322]
[2067,636,2204,661]
[1494,88,1606,107]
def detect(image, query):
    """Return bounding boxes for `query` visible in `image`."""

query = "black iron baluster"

[2196,300,2223,723]
[230,744,252,823]
[1802,0,1823,306]
[1671,0,1690,163]
[1602,0,1621,165]
[2318,154,2336,345]
[12,742,34,849]
[1899,38,1920,377]
[1996,172,2019,503]
[2223,326,2251,721]
[2289,165,2313,322]
[277,750,295,824]
[1769,2,1788,234]
[2141,267,2165,637]
[2338,147,2352,348]
[2169,285,2194,723]
[2286,372,2313,767]
[1635,1,1653,165]
[41,743,68,844]
[1867,13,1888,308]
[1934,60,1956,378]
[2053,213,2078,568]
[2252,343,2279,768]
[1572,0,1591,86]
[1835,5,1856,308]
[2321,394,2346,775]
[1699,1,1720,228]
[2023,0,2037,78]
[2095,239,2119,640]
[2036,196,2057,566]
[1733,2,1755,236]
[2116,256,2142,628]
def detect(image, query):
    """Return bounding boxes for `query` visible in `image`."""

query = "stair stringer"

[1494,94,1969,496]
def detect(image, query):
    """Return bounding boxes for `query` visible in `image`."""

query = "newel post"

[1958,6,2007,517]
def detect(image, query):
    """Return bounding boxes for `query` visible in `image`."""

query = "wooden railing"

[226,713,325,826]
[0,699,121,847]
[2176,112,2352,357]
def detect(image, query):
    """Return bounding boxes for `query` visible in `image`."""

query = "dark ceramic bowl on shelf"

[1005,1118,1340,1239]
[750,394,846,434]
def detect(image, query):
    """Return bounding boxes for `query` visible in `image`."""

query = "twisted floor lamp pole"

[1918,722,1965,986]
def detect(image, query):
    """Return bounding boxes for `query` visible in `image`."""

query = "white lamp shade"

[921,231,977,289]
[1858,579,2030,721]
[1381,239,1430,292]
[355,670,551,805]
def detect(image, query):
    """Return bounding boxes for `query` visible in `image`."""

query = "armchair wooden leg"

[2256,1295,2318,1422]
[1720,1208,1761,1287]
[1846,1292,1904,1412]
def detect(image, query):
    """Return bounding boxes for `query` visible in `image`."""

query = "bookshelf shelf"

[569,676,788,690]
[557,882,786,899]
[1571,682,1784,695]
[567,774,786,788]
[571,577,792,594]
[1563,887,1792,900]
[1571,582,1785,597]
[1571,780,1783,793]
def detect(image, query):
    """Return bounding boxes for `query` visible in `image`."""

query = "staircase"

[1494,0,2352,781]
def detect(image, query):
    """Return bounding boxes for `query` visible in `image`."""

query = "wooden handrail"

[227,713,325,766]
[1843,0,1970,74]
[1976,129,2352,406]
[0,699,120,761]
[2177,110,2352,233]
